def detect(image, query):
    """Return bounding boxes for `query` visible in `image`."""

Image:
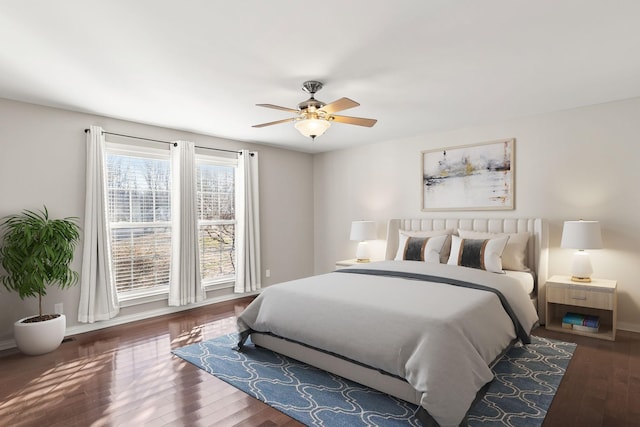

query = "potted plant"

[0,206,80,355]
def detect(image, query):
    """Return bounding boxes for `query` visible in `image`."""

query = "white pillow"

[395,231,450,263]
[457,229,530,271]
[447,235,509,273]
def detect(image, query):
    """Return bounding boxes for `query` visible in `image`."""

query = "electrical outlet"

[54,303,63,314]
[265,269,271,278]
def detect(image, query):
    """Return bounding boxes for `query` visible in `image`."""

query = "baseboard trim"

[617,321,640,334]
[0,338,15,351]
[0,291,260,352]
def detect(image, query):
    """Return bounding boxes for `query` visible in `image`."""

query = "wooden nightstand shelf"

[545,275,617,341]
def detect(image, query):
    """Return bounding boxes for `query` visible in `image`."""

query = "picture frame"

[421,138,515,211]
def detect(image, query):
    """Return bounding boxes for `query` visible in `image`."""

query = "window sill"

[118,287,169,308]
[204,280,235,292]
[117,281,235,308]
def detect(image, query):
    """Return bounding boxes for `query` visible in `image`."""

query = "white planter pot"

[14,314,66,356]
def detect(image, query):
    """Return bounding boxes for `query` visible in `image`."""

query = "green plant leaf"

[0,205,81,316]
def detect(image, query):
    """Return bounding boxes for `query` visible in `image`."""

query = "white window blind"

[106,144,171,295]
[196,156,236,285]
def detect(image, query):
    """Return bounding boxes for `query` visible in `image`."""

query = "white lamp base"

[355,241,370,263]
[570,250,593,282]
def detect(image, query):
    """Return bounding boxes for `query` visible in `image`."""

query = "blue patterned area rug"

[172,334,575,426]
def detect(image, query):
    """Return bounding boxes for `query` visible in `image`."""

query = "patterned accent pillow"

[395,233,449,263]
[447,235,509,273]
[457,229,530,271]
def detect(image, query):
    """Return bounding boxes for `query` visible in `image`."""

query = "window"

[196,155,237,286]
[104,142,239,299]
[105,143,172,297]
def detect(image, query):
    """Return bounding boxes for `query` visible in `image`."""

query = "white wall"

[313,97,640,332]
[0,98,315,344]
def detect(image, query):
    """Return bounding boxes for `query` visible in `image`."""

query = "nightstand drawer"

[547,286,613,310]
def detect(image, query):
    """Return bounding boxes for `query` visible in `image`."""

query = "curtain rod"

[83,129,249,155]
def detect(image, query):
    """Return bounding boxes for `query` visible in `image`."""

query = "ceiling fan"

[252,80,377,140]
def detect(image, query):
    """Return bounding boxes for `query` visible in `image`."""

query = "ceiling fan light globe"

[294,118,331,139]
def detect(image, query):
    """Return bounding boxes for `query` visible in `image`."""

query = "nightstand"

[335,259,380,270]
[545,275,617,341]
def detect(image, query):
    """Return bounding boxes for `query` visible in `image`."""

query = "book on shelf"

[572,324,599,333]
[561,312,600,333]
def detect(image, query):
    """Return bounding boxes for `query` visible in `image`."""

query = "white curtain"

[235,150,261,293]
[169,141,204,306]
[78,125,120,323]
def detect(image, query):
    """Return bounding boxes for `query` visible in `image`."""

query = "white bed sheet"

[504,270,535,294]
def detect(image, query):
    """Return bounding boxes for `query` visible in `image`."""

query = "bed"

[237,218,548,426]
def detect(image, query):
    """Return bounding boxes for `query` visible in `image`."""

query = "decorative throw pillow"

[447,235,509,273]
[395,232,449,263]
[457,229,530,271]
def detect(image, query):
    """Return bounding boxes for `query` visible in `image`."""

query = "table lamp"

[350,221,376,262]
[560,220,603,282]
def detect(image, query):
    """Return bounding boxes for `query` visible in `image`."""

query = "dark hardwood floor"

[534,328,640,427]
[0,297,638,426]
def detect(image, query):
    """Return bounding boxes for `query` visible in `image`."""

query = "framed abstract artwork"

[421,138,515,211]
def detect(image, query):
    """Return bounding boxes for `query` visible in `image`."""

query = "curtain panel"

[169,141,204,306]
[235,150,261,293]
[78,125,120,323]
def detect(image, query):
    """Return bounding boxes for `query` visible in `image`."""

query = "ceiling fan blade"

[252,117,296,128]
[320,97,360,114]
[331,115,377,127]
[256,103,299,113]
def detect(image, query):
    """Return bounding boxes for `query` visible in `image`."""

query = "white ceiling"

[1,1,640,153]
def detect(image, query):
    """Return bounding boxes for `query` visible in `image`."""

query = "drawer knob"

[571,296,587,300]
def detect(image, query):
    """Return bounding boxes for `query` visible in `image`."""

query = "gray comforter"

[237,261,539,427]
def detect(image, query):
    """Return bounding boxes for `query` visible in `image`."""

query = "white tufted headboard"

[385,218,549,319]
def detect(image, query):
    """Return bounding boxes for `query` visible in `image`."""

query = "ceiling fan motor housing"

[298,98,326,112]
[298,81,326,112]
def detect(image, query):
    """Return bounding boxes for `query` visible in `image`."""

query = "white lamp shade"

[294,118,331,138]
[350,221,376,241]
[560,220,602,250]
